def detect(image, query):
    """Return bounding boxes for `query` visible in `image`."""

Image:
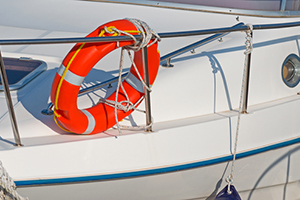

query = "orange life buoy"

[50,19,160,134]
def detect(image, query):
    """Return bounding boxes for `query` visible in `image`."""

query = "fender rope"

[226,24,253,194]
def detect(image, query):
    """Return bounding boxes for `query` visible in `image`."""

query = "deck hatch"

[0,57,47,91]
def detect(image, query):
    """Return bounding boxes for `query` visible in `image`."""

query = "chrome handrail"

[0,21,300,46]
[160,22,245,67]
[0,24,250,46]
[2,20,300,146]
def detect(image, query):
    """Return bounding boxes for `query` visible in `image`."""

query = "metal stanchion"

[0,51,22,146]
[142,47,153,132]
[241,30,253,114]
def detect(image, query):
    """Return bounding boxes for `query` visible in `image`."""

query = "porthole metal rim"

[282,53,300,88]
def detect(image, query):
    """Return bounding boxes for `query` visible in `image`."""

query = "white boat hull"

[16,141,300,200]
[1,0,300,199]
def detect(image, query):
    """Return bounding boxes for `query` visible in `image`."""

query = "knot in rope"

[116,101,135,112]
[244,24,253,55]
[101,19,160,51]
[226,175,234,194]
[226,175,233,184]
[102,99,135,113]
[125,18,161,51]
[104,26,117,35]
[102,26,138,48]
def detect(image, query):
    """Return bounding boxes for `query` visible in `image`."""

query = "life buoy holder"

[50,19,160,135]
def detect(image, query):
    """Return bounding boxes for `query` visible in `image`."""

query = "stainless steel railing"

[160,22,245,67]
[1,20,300,146]
[1,21,300,46]
[0,51,22,146]
[42,23,246,115]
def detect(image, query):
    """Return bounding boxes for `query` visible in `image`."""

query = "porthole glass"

[282,54,300,88]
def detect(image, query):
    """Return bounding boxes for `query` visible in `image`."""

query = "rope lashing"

[99,18,160,135]
[103,26,139,48]
[125,18,161,50]
[0,161,28,200]
[226,24,253,194]
[244,24,253,55]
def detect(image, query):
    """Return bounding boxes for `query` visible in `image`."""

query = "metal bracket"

[41,103,54,115]
[162,58,174,68]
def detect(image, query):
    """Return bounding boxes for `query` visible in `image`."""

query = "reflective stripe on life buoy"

[50,19,160,135]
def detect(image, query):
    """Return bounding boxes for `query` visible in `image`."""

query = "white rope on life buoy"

[98,18,160,135]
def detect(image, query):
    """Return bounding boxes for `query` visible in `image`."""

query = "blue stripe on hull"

[15,137,300,186]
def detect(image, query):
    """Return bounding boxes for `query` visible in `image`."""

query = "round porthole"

[282,54,300,88]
